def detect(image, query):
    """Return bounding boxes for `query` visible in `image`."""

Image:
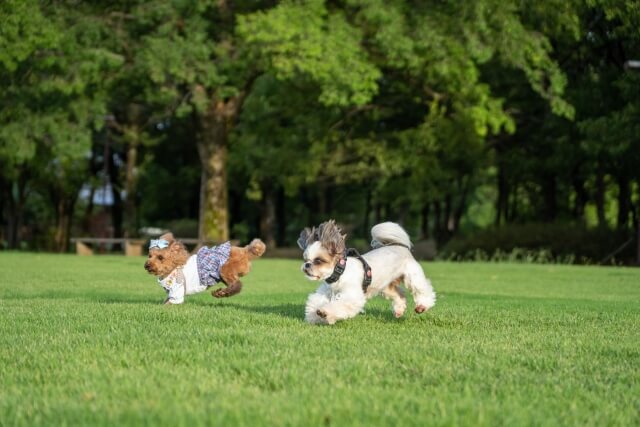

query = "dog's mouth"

[301,266,321,281]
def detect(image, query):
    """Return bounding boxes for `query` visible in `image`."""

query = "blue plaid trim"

[197,242,231,286]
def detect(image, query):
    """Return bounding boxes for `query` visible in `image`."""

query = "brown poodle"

[144,232,266,304]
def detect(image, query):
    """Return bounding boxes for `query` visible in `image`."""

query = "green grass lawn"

[0,253,638,426]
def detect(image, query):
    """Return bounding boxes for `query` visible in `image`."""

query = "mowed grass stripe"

[0,253,638,426]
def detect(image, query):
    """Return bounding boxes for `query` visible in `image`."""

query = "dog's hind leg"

[212,280,243,298]
[403,260,436,313]
[214,254,254,299]
[381,277,407,318]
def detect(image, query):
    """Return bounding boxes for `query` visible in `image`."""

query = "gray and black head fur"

[297,220,347,256]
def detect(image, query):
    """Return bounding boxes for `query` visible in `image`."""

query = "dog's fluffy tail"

[370,222,412,249]
[246,238,266,259]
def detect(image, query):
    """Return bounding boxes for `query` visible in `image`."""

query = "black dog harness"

[325,248,372,293]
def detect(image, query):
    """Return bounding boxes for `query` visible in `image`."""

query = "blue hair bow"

[149,239,170,249]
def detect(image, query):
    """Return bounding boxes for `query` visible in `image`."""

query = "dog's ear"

[159,232,174,243]
[297,227,313,250]
[169,240,186,253]
[168,239,189,264]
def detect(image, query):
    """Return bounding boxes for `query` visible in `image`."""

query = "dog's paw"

[414,304,430,314]
[212,289,226,298]
[393,303,406,318]
[316,309,338,325]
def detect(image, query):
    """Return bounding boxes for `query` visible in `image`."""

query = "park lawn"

[0,253,638,427]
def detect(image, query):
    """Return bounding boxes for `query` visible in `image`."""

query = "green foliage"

[0,2,119,172]
[0,0,57,72]
[230,74,337,196]
[1,255,639,425]
[237,0,381,107]
[1,0,639,256]
[441,223,636,264]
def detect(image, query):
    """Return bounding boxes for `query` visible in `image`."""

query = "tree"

[0,1,120,250]
[129,0,381,242]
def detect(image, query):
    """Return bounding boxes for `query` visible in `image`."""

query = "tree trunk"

[124,141,138,237]
[300,186,314,226]
[3,192,19,249]
[82,185,95,234]
[636,179,640,266]
[0,180,4,245]
[374,203,382,225]
[54,198,75,252]
[363,188,371,236]
[397,201,410,226]
[196,97,243,243]
[508,181,518,222]
[420,203,430,239]
[433,201,442,241]
[636,222,640,266]
[82,145,98,234]
[572,176,588,221]
[2,171,28,249]
[276,187,286,246]
[107,147,123,241]
[108,104,145,239]
[259,183,276,248]
[453,178,470,233]
[496,165,508,226]
[616,175,630,229]
[595,161,606,227]
[444,194,452,234]
[317,182,328,217]
[542,175,557,222]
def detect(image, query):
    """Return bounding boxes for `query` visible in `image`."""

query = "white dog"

[298,220,436,325]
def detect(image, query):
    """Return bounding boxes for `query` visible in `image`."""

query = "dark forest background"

[1,0,639,264]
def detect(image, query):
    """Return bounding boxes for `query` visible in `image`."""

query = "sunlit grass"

[0,253,638,426]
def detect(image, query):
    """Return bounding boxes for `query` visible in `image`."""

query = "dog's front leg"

[305,292,331,324]
[164,284,185,304]
[305,284,333,324]
[316,298,365,325]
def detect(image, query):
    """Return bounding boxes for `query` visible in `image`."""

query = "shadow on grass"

[1,289,307,319]
[209,301,305,321]
[1,291,156,305]
[2,291,471,328]
[357,306,429,323]
[211,301,429,324]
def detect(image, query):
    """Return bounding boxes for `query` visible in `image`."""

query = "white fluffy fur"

[303,222,436,325]
[370,221,412,248]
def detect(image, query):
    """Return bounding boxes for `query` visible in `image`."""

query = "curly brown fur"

[144,232,190,277]
[211,238,266,298]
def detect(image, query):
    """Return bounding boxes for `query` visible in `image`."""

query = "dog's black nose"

[304,262,311,270]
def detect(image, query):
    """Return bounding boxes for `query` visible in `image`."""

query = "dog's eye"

[313,258,324,265]
[157,255,164,261]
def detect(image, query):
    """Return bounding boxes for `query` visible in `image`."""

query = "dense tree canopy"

[1,0,639,263]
